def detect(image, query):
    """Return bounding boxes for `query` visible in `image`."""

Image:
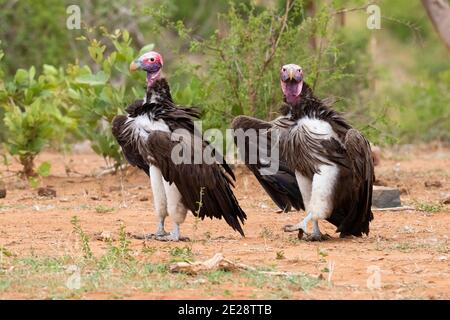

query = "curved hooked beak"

[287,68,295,80]
[129,60,141,72]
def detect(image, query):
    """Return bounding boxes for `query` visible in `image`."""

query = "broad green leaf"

[14,69,28,85]
[75,71,109,86]
[139,43,155,55]
[28,176,39,188]
[36,161,51,177]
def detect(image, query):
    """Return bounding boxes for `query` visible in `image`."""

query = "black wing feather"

[338,129,374,235]
[232,115,304,212]
[143,131,247,236]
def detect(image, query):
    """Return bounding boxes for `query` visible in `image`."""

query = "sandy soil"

[0,144,449,299]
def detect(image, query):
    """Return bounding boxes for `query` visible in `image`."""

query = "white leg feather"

[157,180,188,241]
[149,165,168,236]
[295,171,312,211]
[309,164,338,221]
[284,167,336,241]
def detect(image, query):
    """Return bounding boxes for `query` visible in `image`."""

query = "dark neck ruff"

[146,78,174,103]
[279,82,352,134]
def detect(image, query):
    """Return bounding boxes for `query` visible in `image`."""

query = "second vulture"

[233,64,374,241]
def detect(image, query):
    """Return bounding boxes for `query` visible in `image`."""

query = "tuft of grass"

[94,205,115,214]
[241,270,321,296]
[259,227,277,241]
[0,246,14,258]
[169,246,194,262]
[392,242,414,253]
[206,270,232,284]
[144,263,169,274]
[317,247,328,262]
[276,251,285,260]
[415,202,444,213]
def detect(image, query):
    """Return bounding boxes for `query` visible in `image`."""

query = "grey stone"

[37,187,56,198]
[372,186,401,208]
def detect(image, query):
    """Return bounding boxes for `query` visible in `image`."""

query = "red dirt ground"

[0,143,449,299]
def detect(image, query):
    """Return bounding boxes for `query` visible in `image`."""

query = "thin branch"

[331,3,373,16]
[262,0,294,73]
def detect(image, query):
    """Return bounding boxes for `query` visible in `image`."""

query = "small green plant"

[207,270,231,284]
[393,242,414,253]
[0,246,14,258]
[317,247,328,262]
[95,205,115,214]
[71,216,93,259]
[276,251,285,260]
[1,65,74,176]
[259,227,275,240]
[169,246,194,262]
[28,162,52,188]
[100,224,133,266]
[415,201,444,213]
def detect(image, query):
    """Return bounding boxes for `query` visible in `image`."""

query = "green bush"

[0,65,75,176]
[65,28,150,169]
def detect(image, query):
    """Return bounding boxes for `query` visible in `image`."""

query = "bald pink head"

[130,51,164,89]
[280,64,303,105]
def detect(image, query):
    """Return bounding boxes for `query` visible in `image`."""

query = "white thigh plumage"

[162,180,187,225]
[295,171,312,211]
[309,164,339,220]
[149,165,167,219]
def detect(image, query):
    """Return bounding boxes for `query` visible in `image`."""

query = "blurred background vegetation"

[0,0,449,175]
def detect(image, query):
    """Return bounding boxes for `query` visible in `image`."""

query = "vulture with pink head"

[233,64,374,240]
[112,52,246,241]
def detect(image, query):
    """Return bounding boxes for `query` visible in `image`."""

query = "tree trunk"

[306,0,317,50]
[421,0,450,50]
[20,155,36,177]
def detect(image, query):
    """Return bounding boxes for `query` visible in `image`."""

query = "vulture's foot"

[283,224,305,233]
[131,231,170,240]
[283,224,308,240]
[304,232,331,242]
[154,234,190,242]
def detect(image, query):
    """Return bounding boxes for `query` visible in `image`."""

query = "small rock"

[425,181,442,188]
[59,198,70,203]
[139,196,149,202]
[109,186,122,192]
[94,231,113,241]
[0,188,6,199]
[441,194,450,205]
[37,187,56,198]
[14,181,27,190]
[372,186,401,208]
[437,256,447,262]
[90,196,100,201]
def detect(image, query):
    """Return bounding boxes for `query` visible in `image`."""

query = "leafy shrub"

[66,28,149,169]
[148,1,374,133]
[0,66,75,176]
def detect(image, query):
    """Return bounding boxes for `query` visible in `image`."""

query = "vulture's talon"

[304,233,331,242]
[283,224,299,232]
[155,234,190,242]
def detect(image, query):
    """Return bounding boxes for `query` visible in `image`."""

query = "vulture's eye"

[150,57,155,62]
[282,68,286,72]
